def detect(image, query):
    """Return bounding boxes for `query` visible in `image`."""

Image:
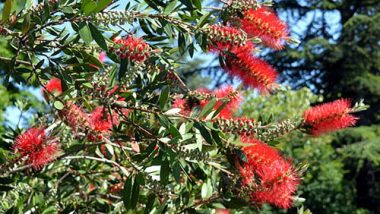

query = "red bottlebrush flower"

[43,78,62,98]
[28,142,61,169]
[213,85,243,118]
[238,137,300,209]
[59,102,90,131]
[106,85,127,101]
[303,98,358,136]
[88,107,119,141]
[253,158,299,209]
[14,127,45,156]
[241,7,289,50]
[225,42,278,92]
[90,107,119,132]
[111,36,151,63]
[206,24,247,51]
[199,85,243,119]
[14,127,61,169]
[172,97,191,115]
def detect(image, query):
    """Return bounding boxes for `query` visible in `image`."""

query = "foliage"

[0,0,368,213]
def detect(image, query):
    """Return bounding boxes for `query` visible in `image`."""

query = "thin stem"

[63,155,130,176]
[0,56,32,66]
[182,193,220,211]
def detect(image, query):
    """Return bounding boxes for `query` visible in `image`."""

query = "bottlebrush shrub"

[0,0,368,213]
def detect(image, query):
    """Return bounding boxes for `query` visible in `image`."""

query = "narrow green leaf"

[164,0,177,14]
[21,13,31,34]
[78,24,93,44]
[178,32,186,55]
[196,12,211,28]
[160,159,170,185]
[93,0,112,13]
[212,101,228,118]
[234,148,248,163]
[118,58,128,80]
[201,182,208,199]
[82,51,104,69]
[122,177,133,209]
[2,0,12,22]
[157,115,170,128]
[82,0,97,15]
[43,0,50,18]
[199,98,216,118]
[211,130,223,147]
[0,177,13,184]
[131,177,140,209]
[168,124,181,139]
[0,185,13,192]
[88,22,107,51]
[173,162,181,183]
[144,194,156,214]
[159,86,170,109]
[144,0,160,11]
[194,122,213,145]
[192,0,202,10]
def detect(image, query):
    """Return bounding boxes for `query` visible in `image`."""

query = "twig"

[0,56,32,66]
[182,193,220,211]
[63,155,130,176]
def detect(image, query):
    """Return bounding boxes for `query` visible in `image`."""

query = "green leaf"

[160,159,170,185]
[178,32,186,55]
[43,0,50,18]
[172,162,181,183]
[196,12,211,28]
[211,130,223,147]
[78,24,93,44]
[82,0,97,15]
[201,182,208,199]
[234,148,248,163]
[2,0,12,22]
[82,51,104,69]
[144,0,161,11]
[159,86,170,109]
[157,115,170,128]
[93,0,112,13]
[122,177,133,209]
[131,176,140,209]
[212,101,228,118]
[0,185,13,192]
[53,101,64,110]
[88,22,107,51]
[144,194,156,214]
[0,177,13,184]
[199,98,216,118]
[192,0,202,10]
[194,122,213,145]
[21,13,31,34]
[164,0,177,14]
[118,58,128,80]
[168,124,181,138]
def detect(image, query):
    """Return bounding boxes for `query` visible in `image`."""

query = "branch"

[0,56,32,66]
[63,155,130,176]
[182,193,220,211]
